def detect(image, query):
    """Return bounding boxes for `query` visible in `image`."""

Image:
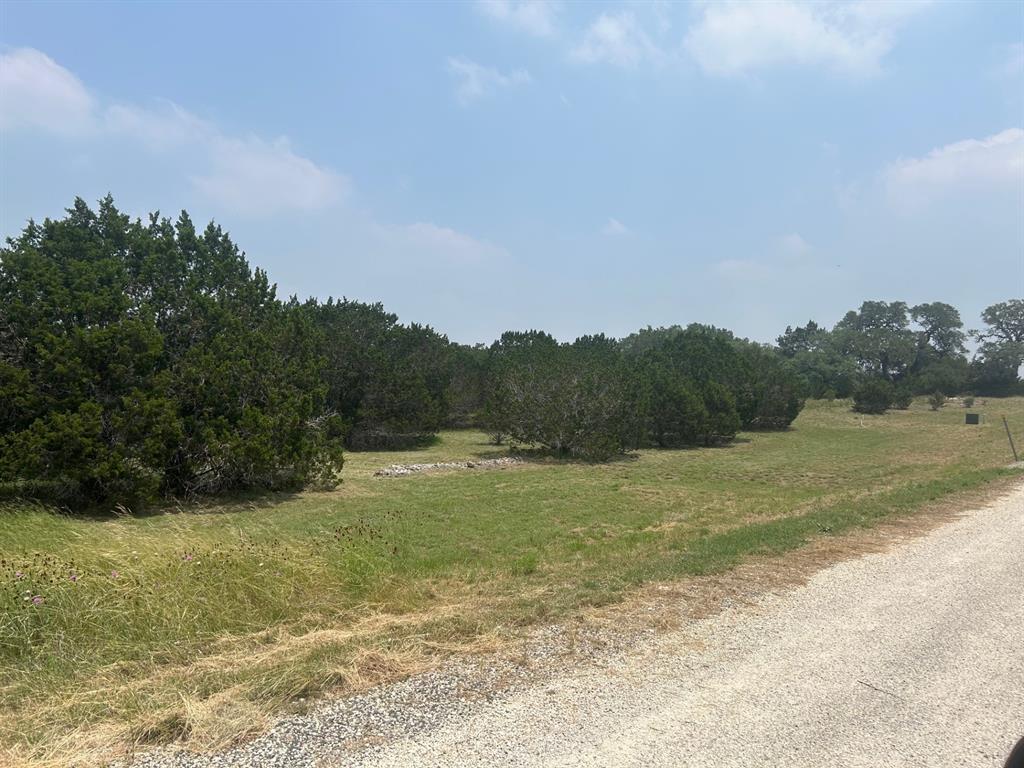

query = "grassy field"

[2,397,1023,765]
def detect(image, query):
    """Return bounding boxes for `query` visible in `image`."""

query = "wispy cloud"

[193,136,349,216]
[684,1,930,77]
[0,48,95,135]
[602,217,629,236]
[0,47,349,216]
[476,0,559,37]
[104,101,210,150]
[883,128,1024,210]
[398,221,507,265]
[570,12,663,68]
[715,233,814,281]
[446,56,531,105]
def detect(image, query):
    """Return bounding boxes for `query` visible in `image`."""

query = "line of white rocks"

[373,457,522,477]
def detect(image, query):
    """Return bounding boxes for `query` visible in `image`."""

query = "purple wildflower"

[31,595,43,605]
[69,571,79,583]
[14,570,24,580]
[110,570,119,579]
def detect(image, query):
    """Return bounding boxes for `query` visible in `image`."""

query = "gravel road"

[351,483,1024,768]
[130,483,1024,768]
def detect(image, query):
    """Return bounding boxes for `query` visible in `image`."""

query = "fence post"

[1003,416,1019,463]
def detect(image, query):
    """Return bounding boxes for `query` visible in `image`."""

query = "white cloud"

[446,56,531,104]
[571,12,662,68]
[193,136,349,216]
[0,48,95,134]
[603,217,629,236]
[108,104,349,214]
[476,0,558,37]
[883,128,1024,209]
[684,1,929,77]
[0,48,348,216]
[398,221,507,264]
[104,101,210,150]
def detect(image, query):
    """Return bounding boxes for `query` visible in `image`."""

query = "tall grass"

[2,397,1022,765]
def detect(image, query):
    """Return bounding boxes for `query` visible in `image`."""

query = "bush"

[909,357,969,396]
[891,386,913,410]
[852,379,894,414]
[622,325,804,434]
[963,396,975,408]
[482,332,634,460]
[928,391,946,411]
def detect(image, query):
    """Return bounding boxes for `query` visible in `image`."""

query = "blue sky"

[1,0,1022,345]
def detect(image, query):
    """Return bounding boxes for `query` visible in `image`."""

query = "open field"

[2,398,1023,766]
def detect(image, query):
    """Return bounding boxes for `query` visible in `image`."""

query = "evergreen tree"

[0,197,342,506]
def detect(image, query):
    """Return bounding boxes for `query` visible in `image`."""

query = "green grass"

[2,397,1023,765]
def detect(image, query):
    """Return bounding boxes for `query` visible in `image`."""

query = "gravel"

[125,482,1024,768]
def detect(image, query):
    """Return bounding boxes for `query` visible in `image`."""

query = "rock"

[373,457,522,478]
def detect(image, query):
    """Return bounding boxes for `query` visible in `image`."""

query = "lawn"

[2,397,1023,766]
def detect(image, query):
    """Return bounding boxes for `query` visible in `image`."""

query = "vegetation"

[970,299,1024,395]
[305,298,451,450]
[2,398,1022,764]
[779,299,1022,399]
[482,331,634,460]
[1,196,1022,764]
[479,325,805,460]
[1,200,801,498]
[852,378,894,414]
[0,198,343,507]
[1,197,1020,508]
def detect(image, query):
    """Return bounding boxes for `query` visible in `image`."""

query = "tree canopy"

[0,197,343,505]
[1,197,1018,507]
[778,298,1016,398]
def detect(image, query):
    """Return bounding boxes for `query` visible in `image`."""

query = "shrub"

[852,379,894,414]
[963,396,975,408]
[891,386,913,410]
[622,325,804,433]
[928,391,946,411]
[483,332,633,460]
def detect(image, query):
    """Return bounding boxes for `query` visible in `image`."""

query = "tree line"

[777,299,1023,412]
[1,199,1020,507]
